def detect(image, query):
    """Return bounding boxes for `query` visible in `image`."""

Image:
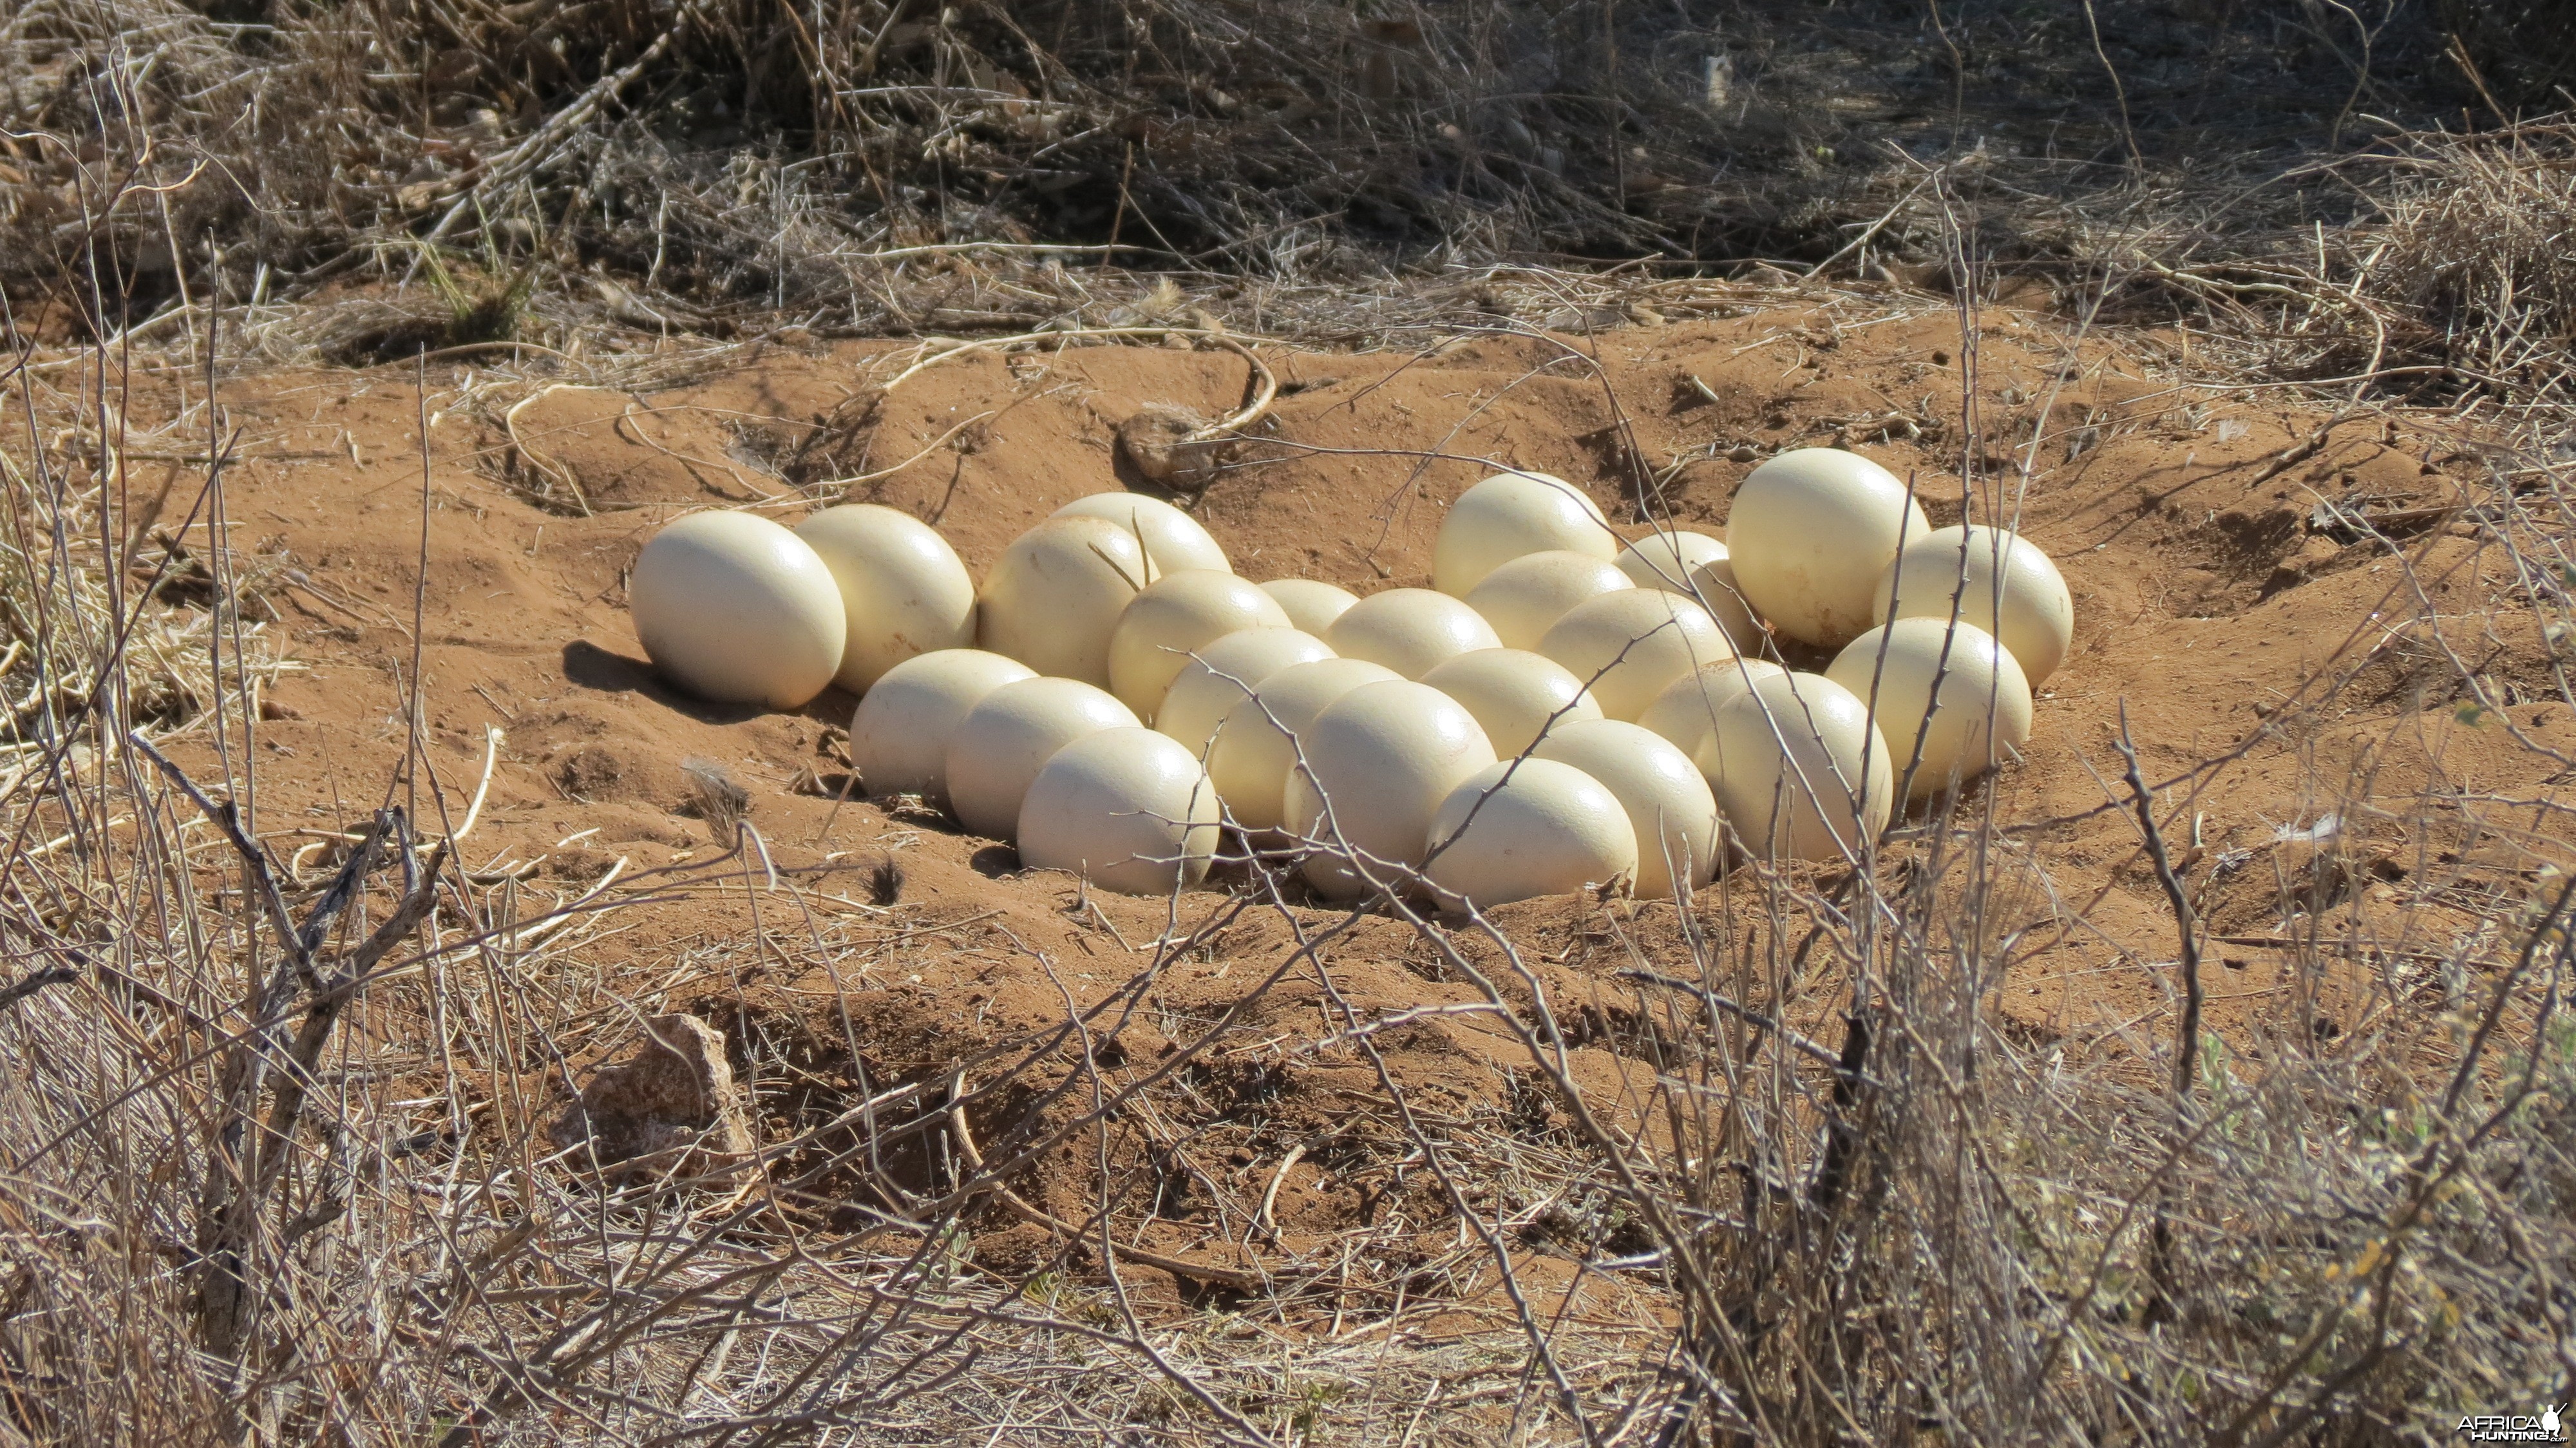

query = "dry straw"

[0,0,2518,358]
[1,257,2570,1442]
[2,5,2573,1442]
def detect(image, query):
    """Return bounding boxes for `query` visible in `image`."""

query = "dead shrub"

[2318,118,2576,407]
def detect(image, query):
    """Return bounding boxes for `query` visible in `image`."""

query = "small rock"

[551,1013,753,1181]
[1116,403,1227,491]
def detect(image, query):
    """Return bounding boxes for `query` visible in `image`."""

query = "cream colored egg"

[1636,658,1791,767]
[1432,471,1616,596]
[1537,589,1735,721]
[630,511,846,709]
[1260,577,1360,636]
[977,517,1157,685]
[848,648,1034,803]
[1154,627,1336,756]
[1826,618,2033,800]
[1205,658,1403,833]
[1016,728,1222,895]
[1618,530,1760,647]
[1681,551,1763,652]
[1533,718,1721,898]
[1616,529,1727,591]
[1420,648,1602,757]
[1727,448,1931,647]
[1873,524,2076,685]
[1053,491,1230,574]
[1326,587,1502,680]
[1425,759,1638,910]
[1463,549,1636,651]
[1107,569,1292,718]
[1283,680,1497,899]
[794,504,977,694]
[945,676,1141,837]
[1697,671,1895,863]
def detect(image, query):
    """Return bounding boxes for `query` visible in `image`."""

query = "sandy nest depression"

[72,292,2573,1317]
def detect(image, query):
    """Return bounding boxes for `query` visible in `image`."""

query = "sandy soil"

[97,299,2572,1299]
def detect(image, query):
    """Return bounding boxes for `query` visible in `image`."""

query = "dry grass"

[2112,115,2576,426]
[2,272,2572,1444]
[2440,0,2576,110]
[0,0,2517,353]
[2308,119,2576,416]
[2,3,2575,1442]
[0,381,292,774]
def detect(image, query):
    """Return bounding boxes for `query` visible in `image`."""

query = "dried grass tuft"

[2329,119,2576,407]
[0,405,290,756]
[0,0,2515,355]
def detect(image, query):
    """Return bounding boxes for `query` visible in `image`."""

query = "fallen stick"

[503,388,592,515]
[2249,410,2353,487]
[421,17,694,243]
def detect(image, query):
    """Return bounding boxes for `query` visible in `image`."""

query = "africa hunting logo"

[2459,1405,2568,1443]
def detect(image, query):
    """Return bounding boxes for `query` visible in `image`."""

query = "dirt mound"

[120,300,2563,1297]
